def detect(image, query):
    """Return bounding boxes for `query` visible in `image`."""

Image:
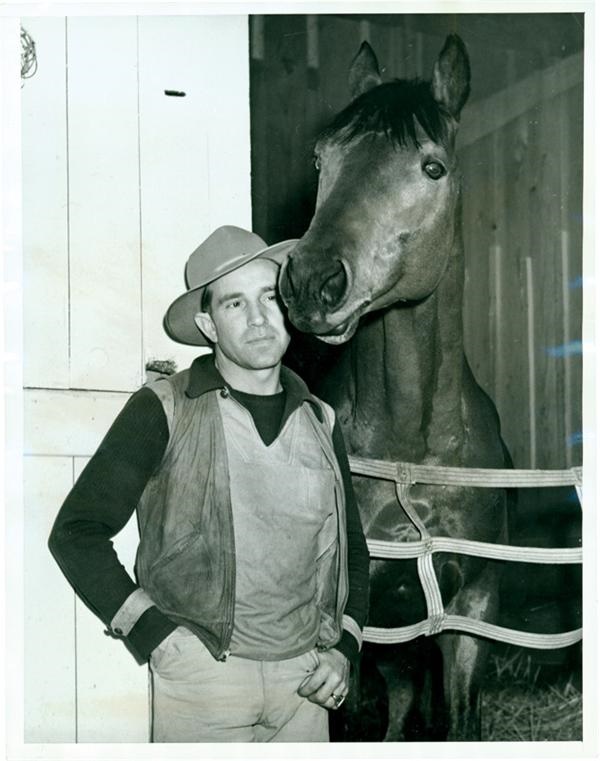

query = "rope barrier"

[348,455,583,488]
[364,617,583,649]
[366,537,582,564]
[349,456,583,649]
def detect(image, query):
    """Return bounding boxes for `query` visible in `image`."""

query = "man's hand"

[297,648,350,710]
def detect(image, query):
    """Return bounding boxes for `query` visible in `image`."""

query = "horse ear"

[431,34,471,118]
[349,41,382,99]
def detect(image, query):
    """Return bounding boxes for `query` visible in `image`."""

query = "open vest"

[134,368,349,661]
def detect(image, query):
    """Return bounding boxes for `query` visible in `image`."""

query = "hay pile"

[481,649,582,741]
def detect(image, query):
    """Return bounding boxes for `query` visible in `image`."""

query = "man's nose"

[247,301,267,326]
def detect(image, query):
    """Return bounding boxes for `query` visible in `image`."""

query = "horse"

[279,35,511,741]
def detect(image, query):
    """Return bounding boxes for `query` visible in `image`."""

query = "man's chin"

[244,347,287,371]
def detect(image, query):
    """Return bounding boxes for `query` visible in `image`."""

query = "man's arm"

[48,386,177,663]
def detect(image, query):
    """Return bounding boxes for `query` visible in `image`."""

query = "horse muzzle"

[279,254,365,341]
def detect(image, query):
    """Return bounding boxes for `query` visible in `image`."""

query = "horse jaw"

[315,312,362,344]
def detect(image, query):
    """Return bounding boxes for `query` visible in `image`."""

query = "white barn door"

[22,14,251,743]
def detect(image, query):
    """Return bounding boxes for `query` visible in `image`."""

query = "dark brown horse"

[279,35,510,741]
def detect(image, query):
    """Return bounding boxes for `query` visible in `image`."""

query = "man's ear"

[194,312,218,343]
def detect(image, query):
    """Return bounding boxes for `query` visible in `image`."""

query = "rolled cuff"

[109,588,155,637]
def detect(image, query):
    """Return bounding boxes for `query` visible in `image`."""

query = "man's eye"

[226,300,242,309]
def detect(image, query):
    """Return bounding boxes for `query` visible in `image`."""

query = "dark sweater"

[48,357,370,664]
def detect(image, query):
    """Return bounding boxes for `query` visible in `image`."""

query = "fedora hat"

[164,226,298,346]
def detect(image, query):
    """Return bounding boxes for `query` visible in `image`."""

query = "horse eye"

[423,161,446,180]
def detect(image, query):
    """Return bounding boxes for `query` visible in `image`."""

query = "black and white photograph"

[1,2,596,758]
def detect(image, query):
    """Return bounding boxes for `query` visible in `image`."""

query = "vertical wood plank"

[490,242,503,405]
[73,457,149,742]
[565,83,584,468]
[561,233,572,467]
[525,256,537,467]
[262,14,316,241]
[497,114,530,467]
[22,18,70,389]
[557,71,573,469]
[24,456,76,742]
[533,87,563,469]
[251,14,264,61]
[461,134,493,398]
[67,16,142,392]
[318,16,364,123]
[202,16,252,232]
[368,19,391,77]
[250,14,269,239]
[138,15,250,373]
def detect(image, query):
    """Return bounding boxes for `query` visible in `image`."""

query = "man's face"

[194,259,290,371]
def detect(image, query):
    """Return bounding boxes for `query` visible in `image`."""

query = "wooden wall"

[460,57,583,471]
[250,13,584,471]
[21,15,251,743]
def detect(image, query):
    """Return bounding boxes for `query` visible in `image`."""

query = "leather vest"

[134,369,348,660]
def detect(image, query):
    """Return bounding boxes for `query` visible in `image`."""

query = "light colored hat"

[164,225,298,346]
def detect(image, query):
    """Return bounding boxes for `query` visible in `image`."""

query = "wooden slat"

[24,457,76,742]
[24,388,129,457]
[497,114,530,468]
[137,15,251,373]
[67,16,142,392]
[535,87,564,468]
[73,458,148,742]
[459,52,583,148]
[564,83,584,469]
[201,16,252,232]
[250,18,269,238]
[22,18,70,389]
[525,256,537,467]
[461,132,494,397]
[318,15,364,122]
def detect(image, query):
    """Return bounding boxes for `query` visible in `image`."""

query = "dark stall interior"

[249,13,584,740]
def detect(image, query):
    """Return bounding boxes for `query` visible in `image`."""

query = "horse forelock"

[319,79,453,149]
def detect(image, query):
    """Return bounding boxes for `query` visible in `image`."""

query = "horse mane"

[318,79,451,148]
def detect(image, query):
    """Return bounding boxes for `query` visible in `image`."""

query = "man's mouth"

[247,334,276,344]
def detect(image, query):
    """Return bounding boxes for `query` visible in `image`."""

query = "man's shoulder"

[145,367,190,396]
[307,395,335,434]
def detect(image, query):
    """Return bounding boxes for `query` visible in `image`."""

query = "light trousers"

[149,626,329,742]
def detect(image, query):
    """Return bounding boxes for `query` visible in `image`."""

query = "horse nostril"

[319,260,348,308]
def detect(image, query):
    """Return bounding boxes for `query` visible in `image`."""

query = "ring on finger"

[331,692,345,709]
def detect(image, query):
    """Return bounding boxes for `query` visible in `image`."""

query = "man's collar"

[185,353,226,398]
[185,353,323,421]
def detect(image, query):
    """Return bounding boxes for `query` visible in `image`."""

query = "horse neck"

[348,238,466,462]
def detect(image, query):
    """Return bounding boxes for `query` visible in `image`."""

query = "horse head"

[279,35,470,344]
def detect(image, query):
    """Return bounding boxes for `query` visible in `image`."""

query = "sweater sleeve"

[330,420,370,664]
[48,385,177,664]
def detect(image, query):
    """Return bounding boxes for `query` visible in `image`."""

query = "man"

[49,225,369,743]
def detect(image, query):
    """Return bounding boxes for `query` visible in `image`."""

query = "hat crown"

[185,226,268,289]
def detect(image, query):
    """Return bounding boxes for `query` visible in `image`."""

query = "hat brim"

[163,239,299,346]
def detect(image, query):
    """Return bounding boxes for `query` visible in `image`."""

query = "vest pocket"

[149,531,200,572]
[145,532,223,615]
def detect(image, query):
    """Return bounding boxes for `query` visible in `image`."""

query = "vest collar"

[185,353,324,423]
